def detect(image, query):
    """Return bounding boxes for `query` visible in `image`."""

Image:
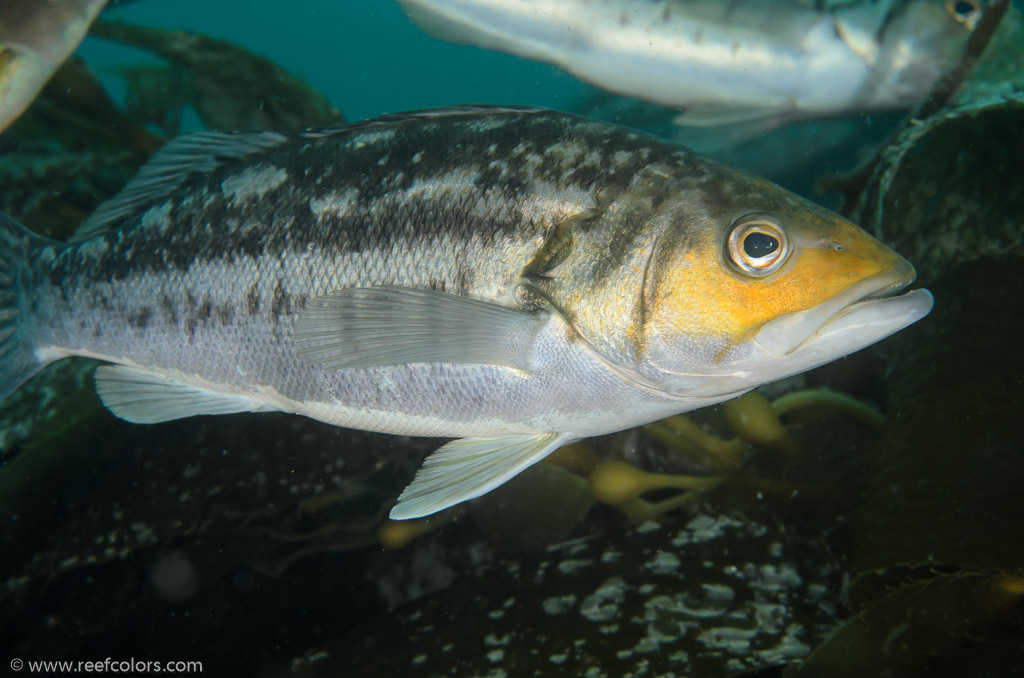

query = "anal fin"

[94,365,279,424]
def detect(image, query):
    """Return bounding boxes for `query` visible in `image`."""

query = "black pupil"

[953,1,975,17]
[743,231,779,259]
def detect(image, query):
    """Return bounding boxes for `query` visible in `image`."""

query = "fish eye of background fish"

[873,0,977,47]
[946,0,983,29]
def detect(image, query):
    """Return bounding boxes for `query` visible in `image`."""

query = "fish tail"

[0,212,58,402]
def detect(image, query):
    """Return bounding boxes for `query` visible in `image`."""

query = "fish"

[0,106,933,519]
[0,0,109,134]
[396,0,985,129]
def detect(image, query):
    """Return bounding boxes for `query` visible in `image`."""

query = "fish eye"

[726,215,790,277]
[945,0,981,28]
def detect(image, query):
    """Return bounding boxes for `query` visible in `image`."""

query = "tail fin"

[0,213,55,402]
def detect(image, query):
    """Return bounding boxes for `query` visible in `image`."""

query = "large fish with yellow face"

[0,106,932,518]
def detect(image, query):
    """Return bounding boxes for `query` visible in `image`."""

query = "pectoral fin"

[294,285,546,371]
[389,433,568,520]
[95,365,278,423]
[673,104,787,128]
[671,105,795,151]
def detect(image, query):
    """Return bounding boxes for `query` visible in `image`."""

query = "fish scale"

[397,0,983,131]
[27,108,628,415]
[0,106,932,519]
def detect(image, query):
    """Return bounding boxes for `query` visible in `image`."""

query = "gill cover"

[521,165,674,369]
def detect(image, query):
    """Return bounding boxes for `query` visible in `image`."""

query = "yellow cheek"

[650,248,885,344]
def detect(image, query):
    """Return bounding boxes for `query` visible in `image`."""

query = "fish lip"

[753,260,921,357]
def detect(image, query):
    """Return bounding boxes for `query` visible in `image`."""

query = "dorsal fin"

[346,104,549,127]
[70,129,291,242]
[71,105,553,243]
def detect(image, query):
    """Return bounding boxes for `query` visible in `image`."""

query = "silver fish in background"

[397,0,984,128]
[0,0,109,134]
[0,107,932,519]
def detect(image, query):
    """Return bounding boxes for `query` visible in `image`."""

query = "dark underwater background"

[1,1,1023,676]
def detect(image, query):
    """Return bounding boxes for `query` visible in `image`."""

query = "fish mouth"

[754,260,934,357]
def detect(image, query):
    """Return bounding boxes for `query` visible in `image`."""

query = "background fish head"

[625,162,933,400]
[837,0,984,109]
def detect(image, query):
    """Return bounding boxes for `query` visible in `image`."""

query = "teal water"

[77,0,900,201]
[82,0,589,124]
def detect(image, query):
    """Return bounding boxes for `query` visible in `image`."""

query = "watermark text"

[11,657,202,673]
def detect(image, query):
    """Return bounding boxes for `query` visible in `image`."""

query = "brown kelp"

[89,20,343,131]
